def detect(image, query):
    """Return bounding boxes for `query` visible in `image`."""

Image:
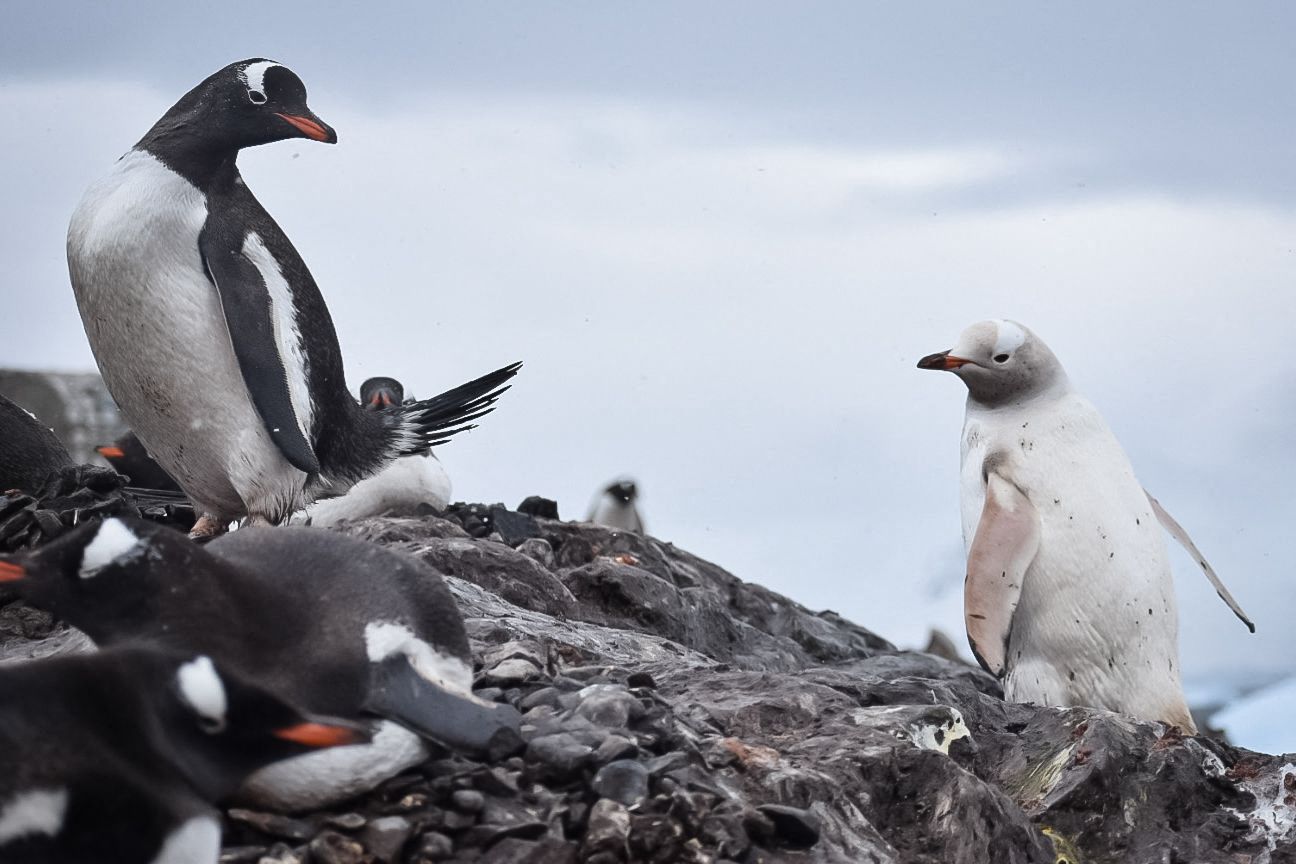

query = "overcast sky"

[2,3,1293,738]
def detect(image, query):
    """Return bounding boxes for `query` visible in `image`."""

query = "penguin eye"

[248,90,267,105]
[993,354,1010,364]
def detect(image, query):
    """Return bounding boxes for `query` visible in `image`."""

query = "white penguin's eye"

[993,353,1010,364]
[197,714,227,734]
[248,90,267,105]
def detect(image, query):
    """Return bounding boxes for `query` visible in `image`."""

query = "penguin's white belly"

[237,720,428,812]
[149,816,221,864]
[589,498,642,532]
[959,394,1190,724]
[303,455,450,527]
[67,150,306,520]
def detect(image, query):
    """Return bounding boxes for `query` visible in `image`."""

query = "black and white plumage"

[2,517,521,811]
[304,376,451,525]
[587,479,645,534]
[0,644,364,864]
[66,59,520,536]
[0,395,75,496]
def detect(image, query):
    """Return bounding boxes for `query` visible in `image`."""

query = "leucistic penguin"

[66,58,519,539]
[918,319,1253,730]
[0,517,521,810]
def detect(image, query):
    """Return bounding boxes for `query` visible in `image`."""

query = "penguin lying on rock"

[303,376,453,526]
[0,644,365,864]
[0,517,522,811]
[66,58,520,539]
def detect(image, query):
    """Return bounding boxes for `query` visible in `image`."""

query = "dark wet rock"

[517,496,560,520]
[307,831,365,864]
[592,759,650,806]
[219,847,268,864]
[3,503,1292,863]
[360,816,413,862]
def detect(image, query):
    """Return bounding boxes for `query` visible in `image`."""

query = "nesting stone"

[574,685,641,729]
[583,799,632,857]
[593,734,639,765]
[452,789,486,813]
[254,844,303,864]
[307,831,365,864]
[527,732,594,778]
[592,759,650,806]
[360,816,414,862]
[625,671,656,690]
[218,847,267,864]
[411,831,455,862]
[515,537,555,568]
[756,804,820,848]
[323,813,366,831]
[226,809,316,841]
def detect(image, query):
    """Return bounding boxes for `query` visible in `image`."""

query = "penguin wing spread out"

[199,225,320,476]
[363,655,522,757]
[965,471,1040,677]
[1145,489,1255,633]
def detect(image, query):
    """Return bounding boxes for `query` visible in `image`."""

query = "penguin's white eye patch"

[248,90,267,105]
[79,518,143,579]
[177,656,228,734]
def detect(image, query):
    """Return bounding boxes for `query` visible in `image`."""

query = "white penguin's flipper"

[200,227,319,476]
[1145,490,1255,633]
[965,471,1040,677]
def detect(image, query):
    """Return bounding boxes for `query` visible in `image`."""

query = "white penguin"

[587,479,645,534]
[918,319,1252,730]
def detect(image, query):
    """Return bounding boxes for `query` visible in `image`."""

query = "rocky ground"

[4,500,1296,863]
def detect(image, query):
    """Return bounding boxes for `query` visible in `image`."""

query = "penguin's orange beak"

[0,561,25,583]
[97,446,125,459]
[273,721,366,748]
[917,350,972,371]
[275,113,337,144]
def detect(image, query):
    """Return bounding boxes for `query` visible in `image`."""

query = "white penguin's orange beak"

[917,350,973,371]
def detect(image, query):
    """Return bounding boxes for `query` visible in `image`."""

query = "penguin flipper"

[364,655,523,758]
[1145,489,1255,633]
[199,231,320,475]
[966,471,1040,678]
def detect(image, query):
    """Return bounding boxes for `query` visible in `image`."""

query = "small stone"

[574,686,641,729]
[227,809,316,841]
[307,831,365,864]
[756,804,820,848]
[255,844,303,864]
[412,831,455,862]
[642,751,690,777]
[592,759,650,806]
[443,808,478,830]
[480,837,576,864]
[452,789,486,813]
[625,671,656,689]
[520,687,562,711]
[395,792,430,812]
[593,734,638,765]
[360,816,414,863]
[516,496,559,519]
[481,658,543,687]
[527,732,594,778]
[515,537,555,568]
[219,847,268,864]
[323,813,366,831]
[583,799,631,857]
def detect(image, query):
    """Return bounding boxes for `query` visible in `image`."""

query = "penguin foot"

[189,513,229,542]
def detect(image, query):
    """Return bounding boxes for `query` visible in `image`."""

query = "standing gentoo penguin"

[0,395,75,495]
[303,376,452,526]
[66,59,520,539]
[587,479,645,533]
[0,645,364,864]
[918,319,1253,730]
[97,431,182,492]
[1,517,522,811]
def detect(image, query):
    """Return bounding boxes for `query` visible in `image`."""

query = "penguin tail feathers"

[391,362,522,455]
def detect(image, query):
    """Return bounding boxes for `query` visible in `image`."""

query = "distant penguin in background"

[66,58,520,539]
[97,432,182,492]
[304,377,452,526]
[918,319,1253,730]
[0,394,75,495]
[588,479,645,534]
[0,644,364,864]
[1,517,521,811]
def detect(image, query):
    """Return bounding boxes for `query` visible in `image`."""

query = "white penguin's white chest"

[302,455,451,527]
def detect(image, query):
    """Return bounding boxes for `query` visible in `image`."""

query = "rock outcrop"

[3,502,1293,863]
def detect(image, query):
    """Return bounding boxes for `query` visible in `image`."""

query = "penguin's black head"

[0,517,198,638]
[606,480,638,504]
[141,58,337,156]
[136,649,369,799]
[360,377,406,411]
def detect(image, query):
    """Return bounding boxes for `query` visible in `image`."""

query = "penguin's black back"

[0,395,75,495]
